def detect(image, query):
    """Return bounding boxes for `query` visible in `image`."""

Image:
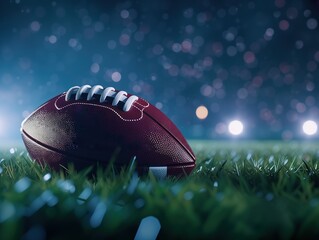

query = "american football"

[21,85,196,177]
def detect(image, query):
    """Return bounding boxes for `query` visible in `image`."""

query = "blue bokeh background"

[1,0,319,143]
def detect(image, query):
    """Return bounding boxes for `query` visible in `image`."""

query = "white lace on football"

[65,85,139,112]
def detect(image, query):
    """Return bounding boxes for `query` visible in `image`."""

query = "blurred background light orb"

[228,120,244,135]
[196,105,208,120]
[302,120,318,135]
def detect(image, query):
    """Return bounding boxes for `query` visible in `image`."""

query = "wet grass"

[1,141,319,239]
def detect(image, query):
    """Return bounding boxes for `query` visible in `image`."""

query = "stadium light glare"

[302,120,318,136]
[228,120,244,136]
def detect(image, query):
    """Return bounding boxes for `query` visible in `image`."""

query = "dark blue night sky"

[1,0,319,143]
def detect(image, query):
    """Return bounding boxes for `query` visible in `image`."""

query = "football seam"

[54,93,150,122]
[56,93,195,162]
[143,111,196,161]
[26,93,195,163]
[22,129,195,168]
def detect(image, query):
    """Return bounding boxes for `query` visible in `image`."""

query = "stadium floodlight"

[302,120,318,136]
[228,120,244,136]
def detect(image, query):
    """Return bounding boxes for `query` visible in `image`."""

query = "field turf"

[1,140,319,239]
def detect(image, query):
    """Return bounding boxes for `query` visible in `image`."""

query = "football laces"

[65,85,139,112]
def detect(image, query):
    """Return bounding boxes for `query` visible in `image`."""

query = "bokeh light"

[302,120,318,136]
[1,0,319,141]
[228,120,244,136]
[196,106,208,120]
[111,72,122,82]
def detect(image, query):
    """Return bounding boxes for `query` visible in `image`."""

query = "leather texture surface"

[21,89,196,176]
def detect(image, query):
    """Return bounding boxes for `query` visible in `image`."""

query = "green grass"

[1,141,319,239]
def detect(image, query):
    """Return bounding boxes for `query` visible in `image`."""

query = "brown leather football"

[21,85,196,178]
